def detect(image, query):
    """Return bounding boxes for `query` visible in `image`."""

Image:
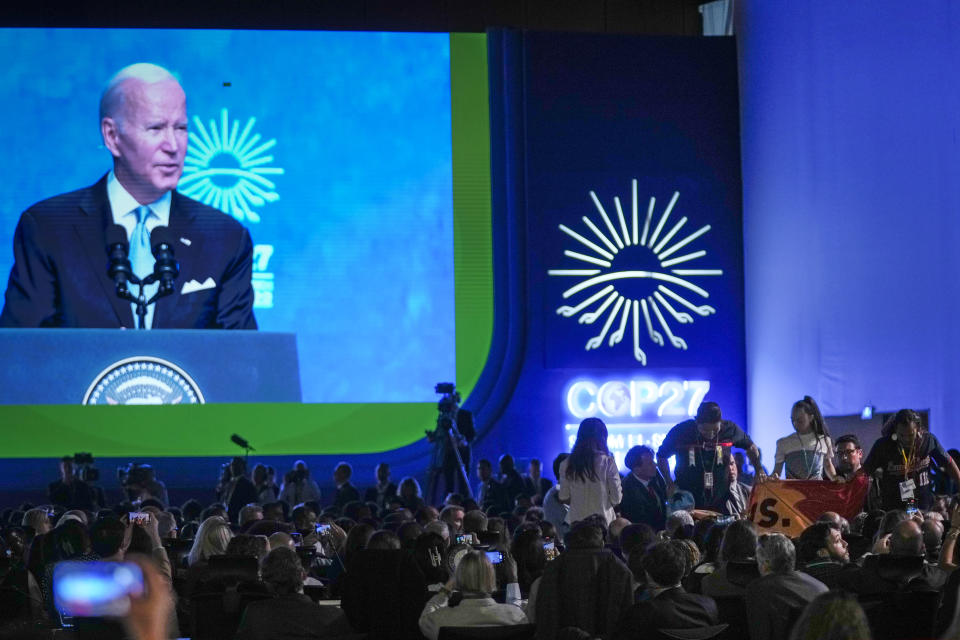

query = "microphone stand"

[109,238,178,329]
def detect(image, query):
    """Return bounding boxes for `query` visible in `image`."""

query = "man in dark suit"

[475,458,503,513]
[836,519,948,594]
[746,533,827,640]
[363,462,398,512]
[236,547,351,640]
[619,445,667,530]
[522,458,554,505]
[48,456,96,510]
[0,62,256,330]
[498,454,528,510]
[615,540,719,639]
[332,461,361,511]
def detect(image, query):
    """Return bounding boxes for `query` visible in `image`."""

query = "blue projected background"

[0,29,454,403]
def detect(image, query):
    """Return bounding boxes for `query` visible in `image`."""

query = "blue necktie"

[130,206,158,328]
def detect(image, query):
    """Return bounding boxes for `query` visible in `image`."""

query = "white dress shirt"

[106,172,171,329]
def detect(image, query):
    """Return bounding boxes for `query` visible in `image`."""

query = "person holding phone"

[418,550,527,640]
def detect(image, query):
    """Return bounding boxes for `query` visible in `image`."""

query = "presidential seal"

[82,357,205,405]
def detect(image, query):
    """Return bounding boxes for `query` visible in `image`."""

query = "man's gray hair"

[757,533,796,574]
[666,509,694,536]
[425,520,450,541]
[100,63,180,122]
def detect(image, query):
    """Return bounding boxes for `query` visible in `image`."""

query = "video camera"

[73,452,100,482]
[434,382,460,432]
[117,462,152,488]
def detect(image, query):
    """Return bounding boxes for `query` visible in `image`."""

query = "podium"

[0,329,301,405]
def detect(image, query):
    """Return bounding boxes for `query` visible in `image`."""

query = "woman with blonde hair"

[22,507,52,535]
[186,515,233,566]
[419,551,527,640]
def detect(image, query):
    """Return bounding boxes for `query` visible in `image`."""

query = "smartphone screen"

[315,523,331,534]
[543,542,555,551]
[485,550,503,564]
[455,534,469,545]
[290,532,303,546]
[128,512,150,524]
[54,561,144,617]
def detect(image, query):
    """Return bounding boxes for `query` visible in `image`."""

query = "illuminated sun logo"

[179,108,285,223]
[548,180,722,366]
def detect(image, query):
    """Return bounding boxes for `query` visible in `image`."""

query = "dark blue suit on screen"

[0,175,257,329]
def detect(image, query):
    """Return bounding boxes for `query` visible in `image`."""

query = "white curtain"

[700,0,733,36]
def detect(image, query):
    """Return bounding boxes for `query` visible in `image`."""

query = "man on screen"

[0,63,256,329]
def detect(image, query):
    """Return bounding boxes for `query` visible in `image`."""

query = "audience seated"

[796,521,851,588]
[225,534,269,562]
[464,509,489,537]
[746,533,828,640]
[532,520,633,640]
[787,591,871,640]
[235,547,349,640]
[187,516,233,568]
[419,550,528,640]
[614,540,719,639]
[837,519,947,594]
[512,528,547,599]
[237,504,263,531]
[441,505,466,535]
[15,437,960,640]
[700,519,760,597]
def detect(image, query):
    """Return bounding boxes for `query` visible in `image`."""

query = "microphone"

[149,226,180,295]
[106,224,134,296]
[231,434,255,451]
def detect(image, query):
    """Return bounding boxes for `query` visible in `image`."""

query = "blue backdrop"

[476,32,745,473]
[0,29,454,404]
[737,1,960,460]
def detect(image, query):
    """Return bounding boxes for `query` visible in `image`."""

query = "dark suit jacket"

[0,175,256,329]
[619,473,667,530]
[745,571,828,640]
[235,593,350,640]
[364,482,398,509]
[835,554,947,595]
[615,587,718,639]
[47,479,96,510]
[523,475,554,500]
[334,482,361,510]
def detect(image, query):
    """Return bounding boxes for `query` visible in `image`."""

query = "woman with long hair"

[772,396,838,480]
[558,417,622,525]
[398,476,426,512]
[186,515,233,567]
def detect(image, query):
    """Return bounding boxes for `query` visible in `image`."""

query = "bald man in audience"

[838,519,947,593]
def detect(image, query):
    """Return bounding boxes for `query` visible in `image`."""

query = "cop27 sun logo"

[548,180,722,366]
[179,108,285,224]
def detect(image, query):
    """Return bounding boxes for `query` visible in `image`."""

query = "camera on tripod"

[432,382,460,434]
[73,452,99,482]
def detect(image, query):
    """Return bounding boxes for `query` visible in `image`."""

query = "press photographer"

[425,382,475,505]
[118,462,169,507]
[48,454,98,510]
